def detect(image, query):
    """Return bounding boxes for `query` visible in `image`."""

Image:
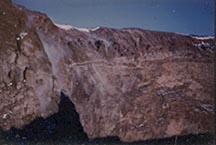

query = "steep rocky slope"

[0,0,214,142]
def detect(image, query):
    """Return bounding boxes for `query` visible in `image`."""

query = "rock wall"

[0,0,214,142]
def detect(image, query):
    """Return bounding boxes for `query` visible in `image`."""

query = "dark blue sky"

[14,0,214,35]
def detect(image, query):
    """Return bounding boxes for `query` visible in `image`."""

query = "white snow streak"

[19,32,28,39]
[54,23,100,32]
[54,24,73,31]
[192,36,214,40]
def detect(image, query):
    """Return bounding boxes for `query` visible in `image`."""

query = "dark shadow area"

[89,136,121,144]
[0,93,213,145]
[129,134,213,145]
[1,92,88,142]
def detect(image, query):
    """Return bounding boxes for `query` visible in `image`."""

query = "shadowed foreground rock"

[0,0,214,142]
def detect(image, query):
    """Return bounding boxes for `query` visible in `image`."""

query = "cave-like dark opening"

[2,92,88,142]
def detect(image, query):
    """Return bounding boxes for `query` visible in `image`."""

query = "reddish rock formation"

[0,0,214,142]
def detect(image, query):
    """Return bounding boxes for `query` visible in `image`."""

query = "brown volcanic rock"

[0,0,60,130]
[0,1,214,142]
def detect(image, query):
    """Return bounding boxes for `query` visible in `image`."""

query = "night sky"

[13,0,214,35]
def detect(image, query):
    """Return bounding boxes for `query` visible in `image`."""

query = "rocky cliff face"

[0,0,214,142]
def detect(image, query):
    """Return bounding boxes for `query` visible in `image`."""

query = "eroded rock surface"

[0,0,214,142]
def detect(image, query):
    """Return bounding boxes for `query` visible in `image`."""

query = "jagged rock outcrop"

[0,0,214,142]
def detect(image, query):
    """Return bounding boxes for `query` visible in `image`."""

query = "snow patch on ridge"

[192,36,214,40]
[173,33,214,40]
[91,26,100,31]
[54,23,100,32]
[54,24,73,31]
[174,32,189,36]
